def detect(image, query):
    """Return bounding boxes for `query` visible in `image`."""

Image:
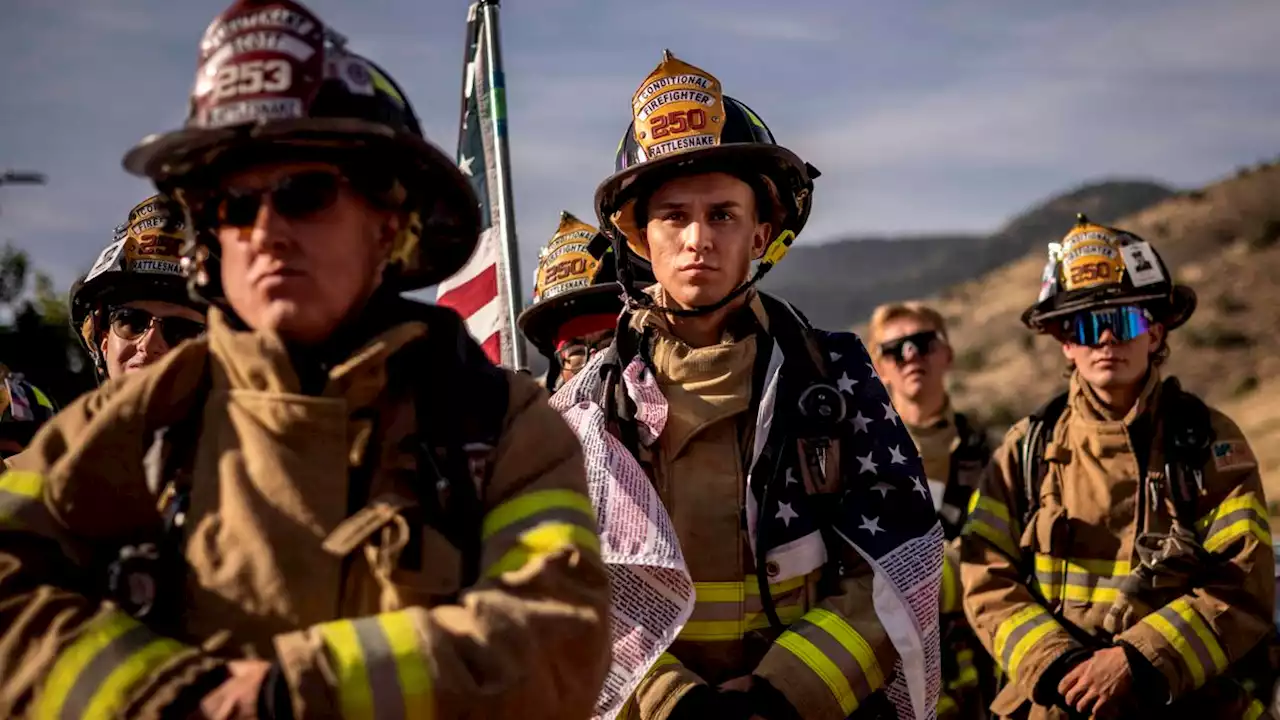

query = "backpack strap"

[399,306,509,590]
[1015,391,1070,531]
[940,413,990,538]
[1159,377,1214,531]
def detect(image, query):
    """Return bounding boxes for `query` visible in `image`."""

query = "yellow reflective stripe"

[1032,554,1130,604]
[681,605,807,641]
[806,608,885,691]
[1172,599,1228,674]
[964,492,1019,558]
[35,610,186,719]
[775,632,859,715]
[318,612,436,719]
[36,612,135,717]
[1142,610,1204,688]
[30,385,54,410]
[83,636,187,719]
[318,620,374,719]
[368,66,406,106]
[941,552,961,614]
[694,581,744,603]
[936,691,959,715]
[994,605,1059,681]
[481,489,594,539]
[484,522,600,577]
[1033,555,1131,575]
[0,469,43,500]
[378,611,433,719]
[1244,699,1266,720]
[1197,494,1271,553]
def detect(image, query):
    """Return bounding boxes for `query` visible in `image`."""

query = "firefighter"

[70,194,208,382]
[0,364,56,464]
[869,302,994,718]
[960,215,1274,718]
[552,51,943,720]
[0,1,609,718]
[518,211,654,391]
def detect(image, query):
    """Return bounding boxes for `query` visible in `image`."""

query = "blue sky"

[1,0,1277,298]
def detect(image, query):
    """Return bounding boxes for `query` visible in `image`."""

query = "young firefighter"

[70,194,208,382]
[518,211,654,391]
[960,216,1274,718]
[553,52,943,720]
[0,1,609,718]
[870,302,994,719]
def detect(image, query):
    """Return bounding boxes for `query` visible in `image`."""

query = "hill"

[898,161,1280,504]
[762,180,1175,331]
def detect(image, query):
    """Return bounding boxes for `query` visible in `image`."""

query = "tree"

[0,242,94,408]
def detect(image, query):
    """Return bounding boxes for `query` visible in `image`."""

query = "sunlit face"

[215,161,395,344]
[1061,324,1164,391]
[641,172,770,311]
[874,316,952,404]
[100,299,206,378]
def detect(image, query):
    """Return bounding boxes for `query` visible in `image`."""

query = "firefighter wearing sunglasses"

[551,51,943,720]
[960,216,1274,718]
[869,303,995,719]
[0,1,609,718]
[518,211,655,391]
[70,194,208,382]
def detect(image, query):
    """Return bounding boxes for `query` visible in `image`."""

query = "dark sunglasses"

[109,307,206,346]
[216,171,347,227]
[878,330,941,364]
[557,331,616,371]
[1058,305,1152,347]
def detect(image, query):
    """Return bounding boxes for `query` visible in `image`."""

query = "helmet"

[517,211,655,358]
[70,194,200,376]
[1022,214,1196,332]
[0,364,57,453]
[121,0,480,291]
[594,51,819,314]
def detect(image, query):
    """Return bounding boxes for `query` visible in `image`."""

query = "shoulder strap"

[400,305,509,589]
[1016,390,1069,529]
[1159,377,1213,530]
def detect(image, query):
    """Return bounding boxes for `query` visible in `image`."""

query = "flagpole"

[479,0,526,370]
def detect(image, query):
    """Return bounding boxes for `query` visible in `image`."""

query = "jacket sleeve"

[959,422,1084,700]
[0,353,227,719]
[274,371,612,720]
[1117,414,1275,700]
[753,560,898,720]
[622,653,705,720]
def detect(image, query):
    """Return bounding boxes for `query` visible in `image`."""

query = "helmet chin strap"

[612,226,795,318]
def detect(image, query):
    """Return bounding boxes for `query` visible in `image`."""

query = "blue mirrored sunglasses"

[1059,305,1152,346]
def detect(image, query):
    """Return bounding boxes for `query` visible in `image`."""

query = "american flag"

[436,1,515,365]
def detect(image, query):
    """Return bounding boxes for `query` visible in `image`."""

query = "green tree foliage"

[0,242,95,409]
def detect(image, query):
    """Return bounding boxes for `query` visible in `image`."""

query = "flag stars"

[829,351,842,362]
[837,372,858,394]
[857,452,878,474]
[851,411,871,433]
[871,481,895,498]
[888,445,908,465]
[882,402,900,424]
[785,467,800,486]
[859,515,884,536]
[458,155,475,177]
[912,476,929,499]
[776,502,799,527]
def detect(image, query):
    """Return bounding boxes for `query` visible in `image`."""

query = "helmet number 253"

[212,59,292,102]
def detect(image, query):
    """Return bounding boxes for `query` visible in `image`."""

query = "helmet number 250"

[1069,261,1112,286]
[651,109,707,139]
[212,59,292,102]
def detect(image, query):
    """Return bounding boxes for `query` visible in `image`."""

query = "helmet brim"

[123,119,481,291]
[594,142,811,234]
[1023,285,1197,332]
[517,284,624,358]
